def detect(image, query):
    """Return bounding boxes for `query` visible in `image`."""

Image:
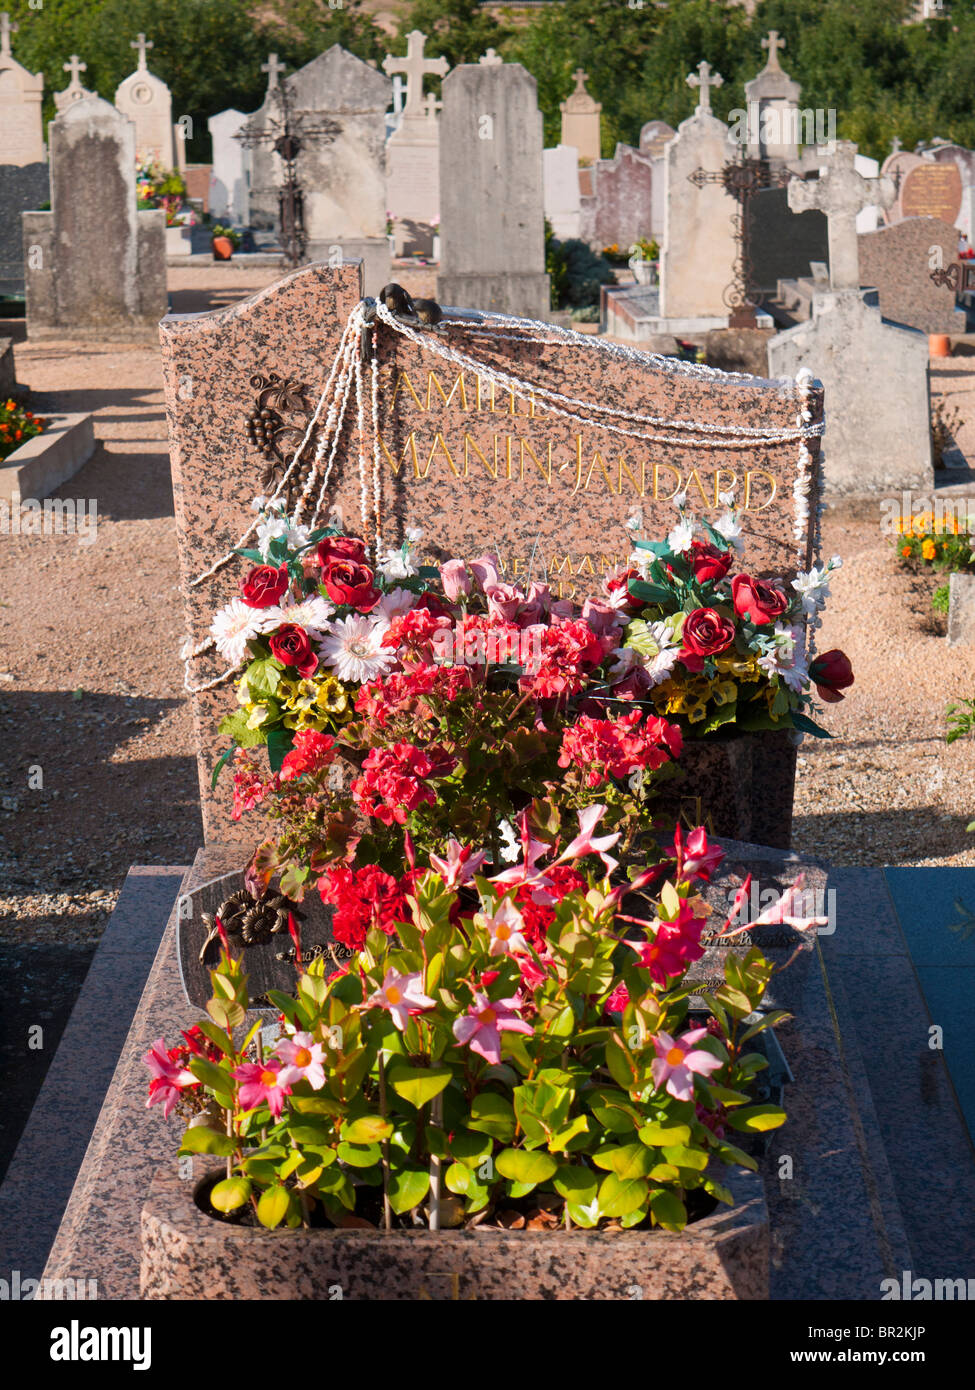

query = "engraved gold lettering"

[520,438,551,484]
[423,433,460,479]
[649,462,682,501]
[617,454,643,497]
[390,370,425,410]
[463,433,497,479]
[426,370,469,412]
[377,430,421,478]
[743,469,777,511]
[476,376,498,413]
[686,468,712,508]
[550,555,573,575]
[576,554,595,575]
[584,451,618,494]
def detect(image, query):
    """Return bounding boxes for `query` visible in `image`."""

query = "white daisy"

[718,490,736,507]
[673,491,688,510]
[628,549,653,579]
[250,494,270,513]
[667,518,695,555]
[319,615,396,684]
[263,595,334,639]
[606,646,638,680]
[210,598,275,666]
[497,819,520,865]
[405,526,424,544]
[375,587,418,623]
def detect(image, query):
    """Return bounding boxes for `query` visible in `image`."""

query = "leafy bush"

[546,228,616,310]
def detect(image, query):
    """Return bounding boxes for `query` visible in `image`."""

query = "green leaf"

[179,1125,236,1157]
[206,996,245,1030]
[725,1104,787,1134]
[389,1064,452,1109]
[661,1144,709,1171]
[649,1188,686,1232]
[341,1115,394,1144]
[597,1171,648,1218]
[554,1164,598,1203]
[495,1149,558,1186]
[739,1010,792,1044]
[445,1162,472,1195]
[567,1199,601,1229]
[217,708,266,748]
[337,1142,381,1168]
[468,1093,516,1142]
[210,746,235,789]
[593,1143,656,1180]
[266,727,296,773]
[449,1129,493,1167]
[210,1177,252,1213]
[256,1185,291,1229]
[388,1167,430,1215]
[547,1114,590,1152]
[792,711,833,739]
[637,1120,691,1147]
[188,1056,233,1095]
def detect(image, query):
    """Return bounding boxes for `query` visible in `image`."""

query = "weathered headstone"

[742,30,802,162]
[0,162,49,297]
[160,259,823,842]
[853,153,881,231]
[560,69,601,164]
[438,57,550,317]
[244,45,391,292]
[659,62,737,320]
[23,97,166,341]
[858,216,966,334]
[639,122,675,240]
[788,141,895,289]
[207,108,248,225]
[114,33,176,168]
[543,144,582,241]
[383,31,448,256]
[0,12,45,166]
[54,54,95,113]
[578,143,654,254]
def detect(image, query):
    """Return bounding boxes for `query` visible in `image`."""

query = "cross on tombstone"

[762,30,786,69]
[571,68,588,93]
[891,135,903,154]
[686,61,723,118]
[0,12,17,59]
[131,33,153,71]
[382,30,448,117]
[261,53,287,91]
[478,49,503,67]
[787,139,895,289]
[63,54,87,84]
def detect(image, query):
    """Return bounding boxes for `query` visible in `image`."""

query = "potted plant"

[628,237,659,286]
[212,225,242,261]
[141,805,815,1299]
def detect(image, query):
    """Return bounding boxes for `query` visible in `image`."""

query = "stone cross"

[571,68,588,94]
[63,54,87,84]
[762,31,786,69]
[478,49,503,67]
[383,30,447,118]
[891,135,902,154]
[0,11,16,59]
[686,61,723,118]
[261,53,286,90]
[131,33,153,71]
[787,139,895,289]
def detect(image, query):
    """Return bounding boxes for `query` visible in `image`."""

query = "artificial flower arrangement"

[212,500,685,908]
[145,811,816,1233]
[613,497,853,737]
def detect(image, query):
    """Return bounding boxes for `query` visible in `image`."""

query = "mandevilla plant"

[146,810,815,1235]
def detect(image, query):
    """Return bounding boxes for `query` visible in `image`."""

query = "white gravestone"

[0,13,45,166]
[383,31,448,253]
[659,62,737,321]
[114,33,176,167]
[560,69,601,165]
[543,144,582,241]
[54,54,95,113]
[742,31,801,162]
[208,108,247,225]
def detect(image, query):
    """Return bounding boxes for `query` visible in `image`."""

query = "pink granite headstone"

[160,260,823,842]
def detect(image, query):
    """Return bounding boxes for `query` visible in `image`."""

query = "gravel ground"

[2,267,975,958]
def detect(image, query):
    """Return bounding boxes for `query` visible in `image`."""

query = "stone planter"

[630,258,654,285]
[165,224,193,255]
[141,1157,768,1300]
[654,729,798,850]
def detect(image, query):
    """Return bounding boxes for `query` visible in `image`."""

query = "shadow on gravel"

[792,807,975,866]
[43,440,176,522]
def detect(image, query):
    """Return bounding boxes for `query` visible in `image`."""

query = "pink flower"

[483,897,531,956]
[719,871,830,939]
[453,991,533,1065]
[429,839,488,889]
[556,803,620,874]
[275,1032,326,1090]
[517,581,552,627]
[365,967,435,1032]
[675,825,724,883]
[651,1028,724,1101]
[470,553,502,592]
[485,583,524,623]
[440,558,472,601]
[518,951,554,992]
[143,1038,196,1118]
[232,1057,292,1119]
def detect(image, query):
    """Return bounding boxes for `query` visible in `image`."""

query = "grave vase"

[140,1157,769,1300]
[656,729,798,850]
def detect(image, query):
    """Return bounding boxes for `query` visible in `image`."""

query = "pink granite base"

[141,1157,768,1301]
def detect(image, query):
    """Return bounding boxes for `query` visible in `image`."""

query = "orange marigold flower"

[921,539,937,560]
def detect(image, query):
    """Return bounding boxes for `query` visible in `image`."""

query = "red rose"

[679,607,735,671]
[239,564,289,609]
[731,574,788,625]
[809,649,854,703]
[689,541,733,584]
[321,559,380,612]
[269,623,318,678]
[317,535,366,569]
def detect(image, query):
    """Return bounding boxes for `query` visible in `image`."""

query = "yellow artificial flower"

[314,675,350,717]
[713,653,761,682]
[245,702,270,730]
[711,679,738,707]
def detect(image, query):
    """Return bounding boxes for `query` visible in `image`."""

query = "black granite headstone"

[746,185,829,297]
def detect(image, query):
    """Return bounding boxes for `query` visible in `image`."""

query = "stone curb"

[0,412,95,505]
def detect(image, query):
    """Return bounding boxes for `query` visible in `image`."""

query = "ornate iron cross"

[687,152,789,326]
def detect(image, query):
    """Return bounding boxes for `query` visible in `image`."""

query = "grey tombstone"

[114,32,176,168]
[437,57,550,318]
[23,96,167,342]
[54,54,95,113]
[858,216,966,335]
[543,143,582,241]
[742,30,802,162]
[746,185,828,297]
[208,108,248,225]
[560,68,601,164]
[244,45,391,292]
[788,141,895,290]
[639,121,675,240]
[383,31,448,255]
[577,143,654,253]
[0,161,49,298]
